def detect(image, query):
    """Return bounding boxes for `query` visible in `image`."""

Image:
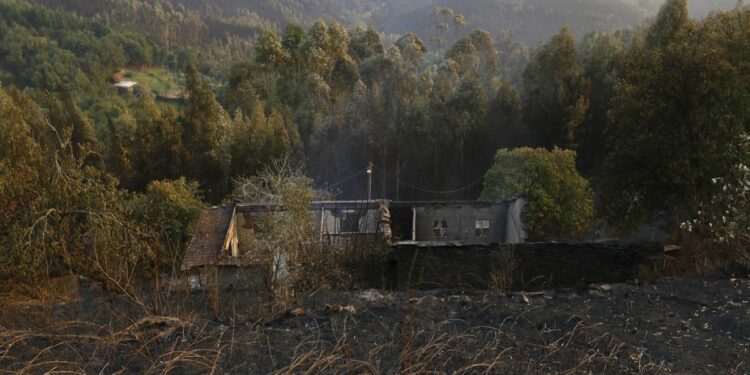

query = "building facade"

[180,198,527,286]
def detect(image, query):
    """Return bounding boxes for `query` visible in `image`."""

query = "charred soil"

[0,277,748,374]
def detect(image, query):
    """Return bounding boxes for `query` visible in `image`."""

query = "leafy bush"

[682,135,750,268]
[0,86,201,297]
[131,178,205,269]
[481,147,594,241]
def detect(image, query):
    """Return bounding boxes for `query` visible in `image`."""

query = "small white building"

[114,79,138,95]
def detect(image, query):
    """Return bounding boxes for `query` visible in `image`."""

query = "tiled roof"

[181,205,234,271]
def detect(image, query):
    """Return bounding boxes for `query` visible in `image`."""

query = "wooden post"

[367,162,373,201]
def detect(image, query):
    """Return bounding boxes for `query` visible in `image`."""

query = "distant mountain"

[377,0,648,46]
[28,0,740,50]
[374,0,739,46]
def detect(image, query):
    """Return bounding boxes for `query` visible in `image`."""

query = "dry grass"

[489,247,517,293]
[0,287,678,375]
[0,318,224,374]
[263,315,672,375]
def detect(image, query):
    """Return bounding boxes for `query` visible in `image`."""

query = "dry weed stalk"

[263,313,672,375]
[0,315,226,374]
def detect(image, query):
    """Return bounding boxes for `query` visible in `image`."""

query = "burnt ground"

[0,277,748,374]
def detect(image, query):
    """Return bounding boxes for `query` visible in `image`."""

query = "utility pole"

[367,162,373,201]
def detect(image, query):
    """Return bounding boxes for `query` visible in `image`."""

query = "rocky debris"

[121,316,191,343]
[357,289,394,307]
[324,304,357,315]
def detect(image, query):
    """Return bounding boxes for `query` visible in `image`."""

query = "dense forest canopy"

[1,0,749,286]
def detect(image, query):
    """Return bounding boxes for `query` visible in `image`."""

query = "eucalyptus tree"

[522,26,590,149]
[600,0,750,231]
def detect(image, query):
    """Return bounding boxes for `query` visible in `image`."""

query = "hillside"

[31,0,738,49]
[27,0,740,60]
[379,0,648,46]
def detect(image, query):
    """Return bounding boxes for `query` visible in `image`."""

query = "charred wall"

[396,242,663,290]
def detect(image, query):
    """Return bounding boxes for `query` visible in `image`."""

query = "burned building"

[390,199,526,245]
[235,200,392,248]
[180,198,526,288]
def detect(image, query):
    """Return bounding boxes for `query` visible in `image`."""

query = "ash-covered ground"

[1,277,748,374]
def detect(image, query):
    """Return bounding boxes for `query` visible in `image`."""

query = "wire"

[372,165,483,195]
[318,169,365,191]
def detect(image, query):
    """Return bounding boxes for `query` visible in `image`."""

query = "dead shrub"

[232,160,389,314]
[490,246,517,293]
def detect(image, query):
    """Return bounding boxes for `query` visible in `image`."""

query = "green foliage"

[0,86,154,287]
[600,7,750,231]
[575,32,625,175]
[683,153,750,266]
[130,96,183,189]
[182,63,231,201]
[646,0,689,48]
[0,85,209,293]
[5,0,750,257]
[481,148,594,241]
[0,0,160,95]
[522,27,590,148]
[132,178,205,267]
[348,26,384,63]
[0,86,42,244]
[123,68,181,96]
[104,117,133,188]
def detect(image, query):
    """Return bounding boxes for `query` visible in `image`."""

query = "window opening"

[433,220,448,239]
[475,219,490,237]
[339,210,362,233]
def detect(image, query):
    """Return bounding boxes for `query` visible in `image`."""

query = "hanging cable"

[372,165,483,195]
[318,169,365,191]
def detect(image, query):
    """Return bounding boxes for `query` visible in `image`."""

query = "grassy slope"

[123,68,182,95]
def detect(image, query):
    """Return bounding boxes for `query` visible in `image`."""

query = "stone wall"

[396,242,663,290]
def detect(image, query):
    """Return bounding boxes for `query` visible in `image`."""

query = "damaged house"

[181,198,526,289]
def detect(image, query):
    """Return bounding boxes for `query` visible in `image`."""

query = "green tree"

[130,97,183,190]
[646,0,689,48]
[254,31,289,100]
[0,87,159,291]
[182,63,231,202]
[229,109,258,178]
[0,86,41,241]
[481,148,595,240]
[576,32,625,174]
[446,76,488,168]
[132,178,205,268]
[348,26,384,63]
[446,29,498,86]
[430,6,467,54]
[480,79,525,159]
[44,94,101,160]
[599,4,750,231]
[105,118,133,188]
[522,27,590,148]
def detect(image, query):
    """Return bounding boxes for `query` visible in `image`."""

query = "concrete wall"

[396,242,663,290]
[412,203,508,244]
[232,200,525,257]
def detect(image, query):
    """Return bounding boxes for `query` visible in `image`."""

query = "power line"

[318,169,365,191]
[372,165,483,195]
